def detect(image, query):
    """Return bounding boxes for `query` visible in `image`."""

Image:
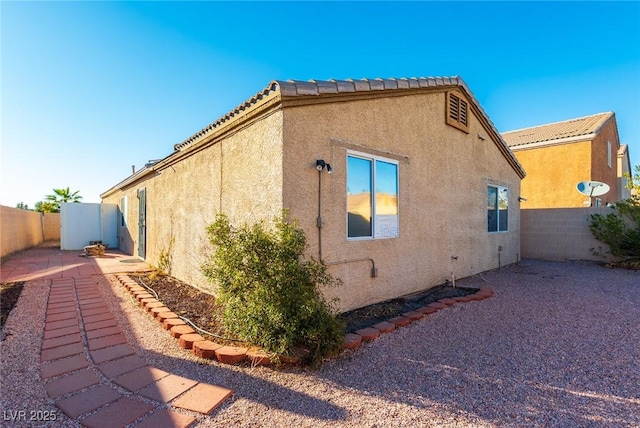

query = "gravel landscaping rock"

[2,259,638,427]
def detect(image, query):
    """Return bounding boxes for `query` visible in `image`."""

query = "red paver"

[172,383,234,414]
[150,306,171,317]
[84,318,118,331]
[163,318,186,330]
[193,341,223,359]
[427,302,447,310]
[372,321,396,333]
[55,384,121,418]
[46,306,77,315]
[88,333,128,351]
[44,325,81,339]
[439,298,457,306]
[145,302,165,312]
[45,311,78,322]
[90,344,135,364]
[139,298,158,307]
[157,311,179,322]
[80,397,154,428]
[355,327,380,341]
[78,298,103,306]
[45,318,78,331]
[42,333,82,350]
[137,374,198,402]
[47,301,76,310]
[80,302,109,310]
[86,326,121,340]
[76,293,102,300]
[134,409,195,428]
[48,297,75,305]
[80,306,111,317]
[135,293,154,302]
[83,313,115,324]
[416,306,437,315]
[215,346,248,364]
[113,366,169,392]
[41,342,84,362]
[388,316,412,327]
[469,293,486,301]
[170,325,195,338]
[403,311,424,321]
[246,348,271,366]
[179,333,205,349]
[45,368,100,399]
[98,355,148,379]
[453,295,473,303]
[343,333,362,349]
[41,354,89,379]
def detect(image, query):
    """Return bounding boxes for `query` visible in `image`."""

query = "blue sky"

[2,1,639,207]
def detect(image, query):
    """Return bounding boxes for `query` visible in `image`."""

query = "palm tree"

[45,187,82,212]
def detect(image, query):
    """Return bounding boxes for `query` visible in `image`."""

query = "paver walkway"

[2,243,233,427]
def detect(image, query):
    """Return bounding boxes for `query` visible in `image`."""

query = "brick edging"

[114,274,494,365]
[341,287,495,351]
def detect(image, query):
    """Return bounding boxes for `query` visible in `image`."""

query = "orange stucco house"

[502,112,624,208]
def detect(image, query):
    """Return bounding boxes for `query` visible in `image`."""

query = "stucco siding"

[514,141,592,208]
[590,118,619,205]
[281,92,521,312]
[103,111,284,294]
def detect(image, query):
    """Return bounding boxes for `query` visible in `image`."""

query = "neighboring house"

[502,112,622,208]
[101,76,525,312]
[617,144,633,200]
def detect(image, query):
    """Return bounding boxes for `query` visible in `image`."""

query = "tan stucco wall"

[43,213,61,241]
[513,141,592,208]
[512,117,621,209]
[1,206,44,259]
[521,207,613,261]
[281,92,521,312]
[102,111,284,293]
[590,118,619,205]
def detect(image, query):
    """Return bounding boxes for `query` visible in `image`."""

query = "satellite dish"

[576,181,610,197]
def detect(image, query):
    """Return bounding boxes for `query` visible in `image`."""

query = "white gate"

[60,203,118,250]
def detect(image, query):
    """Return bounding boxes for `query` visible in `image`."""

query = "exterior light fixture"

[518,196,527,202]
[316,159,332,173]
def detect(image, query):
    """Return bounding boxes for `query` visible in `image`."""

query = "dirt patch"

[130,273,476,336]
[1,282,25,328]
[130,274,222,336]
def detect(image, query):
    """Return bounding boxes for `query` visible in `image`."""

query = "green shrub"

[589,198,640,260]
[202,212,344,365]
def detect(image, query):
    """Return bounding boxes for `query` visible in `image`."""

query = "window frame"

[487,185,509,233]
[346,150,399,241]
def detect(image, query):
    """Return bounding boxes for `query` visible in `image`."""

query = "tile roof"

[161,76,522,179]
[174,77,471,151]
[502,112,614,148]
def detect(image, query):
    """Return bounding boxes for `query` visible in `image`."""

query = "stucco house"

[617,144,633,200]
[101,76,525,312]
[502,112,624,209]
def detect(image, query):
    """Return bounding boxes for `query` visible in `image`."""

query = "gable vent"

[446,91,470,133]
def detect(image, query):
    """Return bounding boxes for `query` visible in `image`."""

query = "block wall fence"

[520,207,613,262]
[1,206,60,259]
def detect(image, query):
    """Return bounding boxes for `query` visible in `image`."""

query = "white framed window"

[488,186,508,232]
[347,152,399,239]
[607,140,612,168]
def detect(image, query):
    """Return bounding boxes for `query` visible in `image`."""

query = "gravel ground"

[2,259,639,427]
